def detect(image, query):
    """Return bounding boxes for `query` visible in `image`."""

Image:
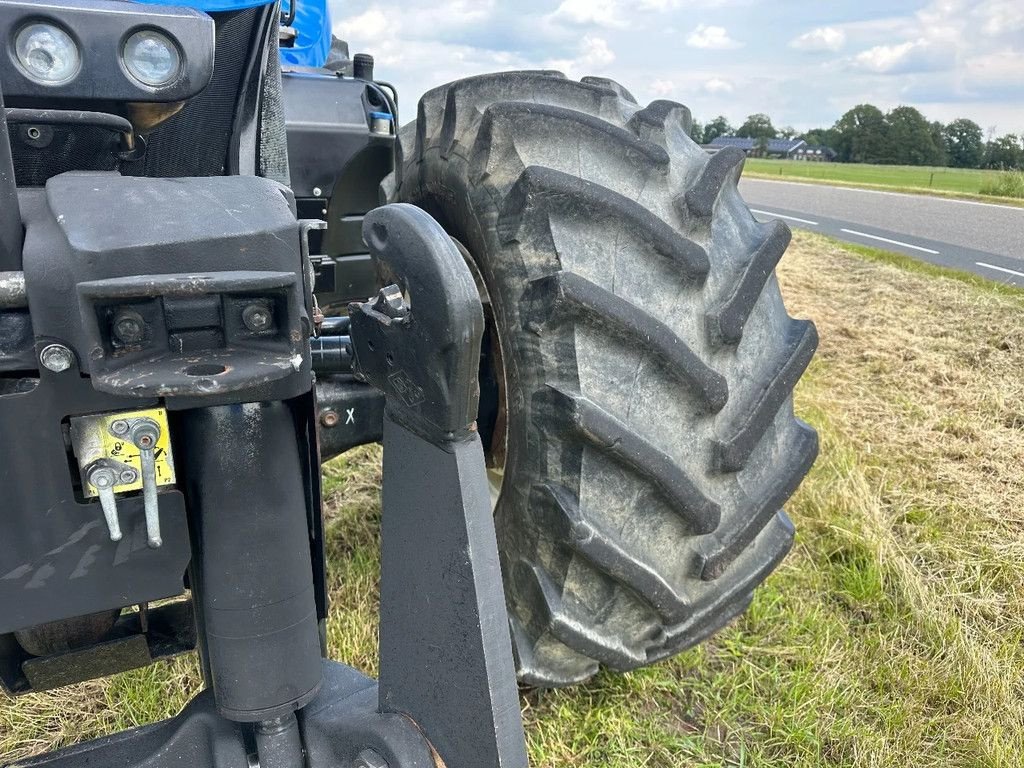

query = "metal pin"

[87,464,122,542]
[130,419,162,548]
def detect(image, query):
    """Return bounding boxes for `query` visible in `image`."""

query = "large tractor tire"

[385,71,818,686]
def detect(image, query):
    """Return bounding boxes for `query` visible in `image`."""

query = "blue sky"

[330,0,1024,135]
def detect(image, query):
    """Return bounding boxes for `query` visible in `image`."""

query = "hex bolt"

[353,749,388,768]
[130,419,163,548]
[87,464,122,542]
[242,303,274,332]
[111,308,146,345]
[119,468,138,484]
[110,419,130,437]
[320,409,340,428]
[39,343,74,373]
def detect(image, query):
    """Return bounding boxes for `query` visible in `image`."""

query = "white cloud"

[546,35,616,78]
[852,38,952,74]
[650,78,675,96]
[789,26,846,52]
[548,0,628,29]
[686,24,742,50]
[703,77,734,94]
[975,0,1024,36]
[336,8,389,41]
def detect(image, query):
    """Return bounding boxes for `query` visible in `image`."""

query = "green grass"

[744,159,1024,205]
[980,171,1024,199]
[4,232,1024,766]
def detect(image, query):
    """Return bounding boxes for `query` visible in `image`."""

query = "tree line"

[690,106,1024,170]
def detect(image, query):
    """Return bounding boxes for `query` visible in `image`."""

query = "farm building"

[707,136,836,161]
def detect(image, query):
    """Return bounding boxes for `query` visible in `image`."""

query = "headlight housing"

[14,22,80,85]
[122,29,181,88]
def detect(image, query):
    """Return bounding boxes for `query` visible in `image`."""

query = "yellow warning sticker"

[70,408,176,498]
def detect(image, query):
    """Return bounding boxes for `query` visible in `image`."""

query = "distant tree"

[942,118,984,168]
[702,115,732,144]
[736,113,777,140]
[832,104,887,163]
[881,106,944,165]
[778,125,799,139]
[802,127,839,147]
[983,134,1024,170]
[688,120,704,143]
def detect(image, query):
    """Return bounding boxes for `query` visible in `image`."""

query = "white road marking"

[839,228,940,254]
[743,177,1024,212]
[750,209,819,226]
[976,261,1024,279]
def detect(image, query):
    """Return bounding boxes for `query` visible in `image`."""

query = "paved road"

[737,178,1024,287]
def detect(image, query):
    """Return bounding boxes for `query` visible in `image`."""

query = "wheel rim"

[451,238,508,511]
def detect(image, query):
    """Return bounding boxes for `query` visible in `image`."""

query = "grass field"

[743,158,1019,200]
[4,231,1024,766]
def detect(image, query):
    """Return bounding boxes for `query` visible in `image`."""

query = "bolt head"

[40,343,74,373]
[130,420,161,450]
[88,466,117,490]
[320,409,340,428]
[112,309,146,345]
[242,303,274,332]
[110,419,130,436]
[353,749,388,768]
[119,468,138,484]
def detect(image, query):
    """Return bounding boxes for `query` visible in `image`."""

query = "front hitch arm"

[347,204,528,768]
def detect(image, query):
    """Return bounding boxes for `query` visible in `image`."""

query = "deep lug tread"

[544,386,721,534]
[536,483,694,625]
[699,424,817,580]
[580,76,638,104]
[475,101,670,174]
[682,146,746,220]
[510,614,598,687]
[436,71,616,158]
[707,219,791,344]
[390,72,818,686]
[714,319,818,469]
[627,99,693,136]
[654,511,794,659]
[517,559,652,670]
[498,166,710,282]
[528,271,727,411]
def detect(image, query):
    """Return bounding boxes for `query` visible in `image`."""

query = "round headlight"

[14,22,80,85]
[123,30,181,87]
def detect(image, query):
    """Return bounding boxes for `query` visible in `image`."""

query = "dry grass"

[3,231,1023,766]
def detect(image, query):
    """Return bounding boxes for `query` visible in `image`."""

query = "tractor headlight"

[14,22,80,85]
[122,30,181,87]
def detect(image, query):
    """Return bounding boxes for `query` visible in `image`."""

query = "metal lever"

[86,462,123,542]
[130,419,162,548]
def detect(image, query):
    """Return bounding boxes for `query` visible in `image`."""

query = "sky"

[329,0,1024,136]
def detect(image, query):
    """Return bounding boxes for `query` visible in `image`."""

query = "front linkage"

[0,117,527,766]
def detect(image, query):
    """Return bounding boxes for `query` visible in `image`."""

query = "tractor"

[0,1,818,766]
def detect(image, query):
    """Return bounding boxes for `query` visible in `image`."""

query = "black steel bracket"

[349,204,484,444]
[350,204,529,768]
